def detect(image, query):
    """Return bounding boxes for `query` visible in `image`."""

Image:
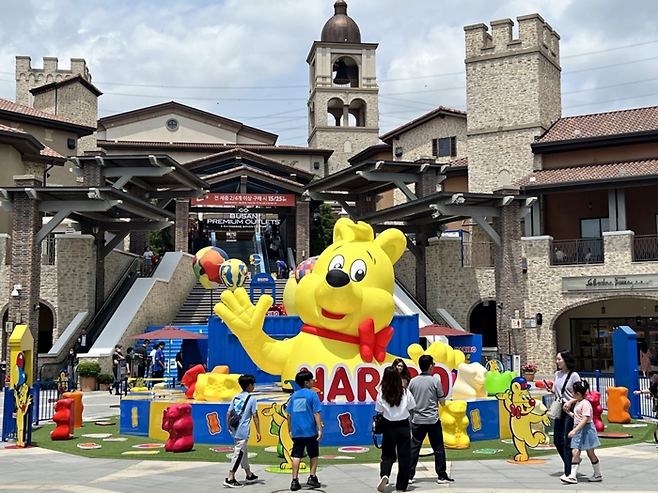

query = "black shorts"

[291,435,319,459]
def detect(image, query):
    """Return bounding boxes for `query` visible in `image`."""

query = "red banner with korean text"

[192,193,296,207]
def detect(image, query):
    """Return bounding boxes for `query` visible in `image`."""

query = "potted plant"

[77,362,101,391]
[521,363,538,382]
[97,374,114,392]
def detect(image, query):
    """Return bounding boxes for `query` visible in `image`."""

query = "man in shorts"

[286,370,322,491]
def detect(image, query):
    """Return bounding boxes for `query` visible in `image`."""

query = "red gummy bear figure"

[162,403,194,452]
[51,398,75,440]
[181,364,206,399]
[586,390,605,432]
[337,412,355,436]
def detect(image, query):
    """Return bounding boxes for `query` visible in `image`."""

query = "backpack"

[228,395,251,430]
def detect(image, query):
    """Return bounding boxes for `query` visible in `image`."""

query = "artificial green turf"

[30,415,656,464]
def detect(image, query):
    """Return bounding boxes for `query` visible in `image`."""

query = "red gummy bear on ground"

[162,403,194,452]
[181,364,206,399]
[586,390,605,432]
[51,398,75,440]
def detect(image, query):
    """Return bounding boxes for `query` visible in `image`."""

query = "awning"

[419,324,469,337]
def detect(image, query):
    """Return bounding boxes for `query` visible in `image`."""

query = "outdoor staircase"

[171,278,289,325]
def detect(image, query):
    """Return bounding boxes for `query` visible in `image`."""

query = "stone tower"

[15,56,92,107]
[464,14,561,193]
[307,0,380,175]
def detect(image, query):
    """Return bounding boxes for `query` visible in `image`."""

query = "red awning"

[419,324,469,337]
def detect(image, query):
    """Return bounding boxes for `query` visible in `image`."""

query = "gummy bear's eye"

[350,260,366,282]
[329,255,344,270]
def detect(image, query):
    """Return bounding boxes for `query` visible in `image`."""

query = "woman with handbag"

[549,350,580,480]
[375,366,416,493]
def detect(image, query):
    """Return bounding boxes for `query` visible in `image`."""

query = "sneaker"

[588,474,602,482]
[560,476,577,484]
[437,476,455,484]
[408,478,415,484]
[290,478,301,491]
[223,478,242,488]
[245,474,258,483]
[377,475,389,492]
[307,475,321,488]
[559,474,568,481]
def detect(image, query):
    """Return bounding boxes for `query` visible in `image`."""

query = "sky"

[1,0,657,147]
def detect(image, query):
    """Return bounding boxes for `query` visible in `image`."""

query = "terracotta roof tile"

[380,106,467,142]
[516,159,658,187]
[182,146,314,176]
[0,98,88,127]
[29,74,103,97]
[0,123,65,158]
[201,165,303,187]
[537,106,658,143]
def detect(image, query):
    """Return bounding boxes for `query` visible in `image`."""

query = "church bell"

[333,59,350,85]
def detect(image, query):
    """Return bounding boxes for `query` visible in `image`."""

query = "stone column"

[413,166,439,308]
[286,211,296,264]
[295,200,310,264]
[175,199,190,253]
[56,235,95,334]
[494,199,526,361]
[7,176,43,374]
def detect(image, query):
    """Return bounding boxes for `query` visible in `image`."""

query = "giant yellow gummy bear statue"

[214,219,464,386]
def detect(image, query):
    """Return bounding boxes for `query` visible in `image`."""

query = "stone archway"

[37,302,55,354]
[468,299,497,348]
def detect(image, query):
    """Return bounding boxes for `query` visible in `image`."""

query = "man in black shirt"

[76,328,89,354]
[134,339,150,380]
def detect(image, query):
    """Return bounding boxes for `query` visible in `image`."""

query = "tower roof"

[321,0,361,43]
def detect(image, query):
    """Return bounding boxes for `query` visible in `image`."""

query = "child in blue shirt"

[224,374,261,488]
[286,370,322,491]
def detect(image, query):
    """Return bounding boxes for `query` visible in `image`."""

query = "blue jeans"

[553,408,574,475]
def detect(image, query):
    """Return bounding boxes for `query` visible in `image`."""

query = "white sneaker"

[588,474,603,482]
[377,476,388,492]
[561,476,577,484]
[408,479,415,484]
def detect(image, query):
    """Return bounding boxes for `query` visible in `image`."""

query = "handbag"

[547,371,572,420]
[228,394,252,430]
[372,413,384,449]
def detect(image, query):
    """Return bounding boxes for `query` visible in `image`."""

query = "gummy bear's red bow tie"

[301,319,393,363]
[510,405,523,419]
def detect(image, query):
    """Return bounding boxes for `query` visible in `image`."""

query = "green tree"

[310,203,336,256]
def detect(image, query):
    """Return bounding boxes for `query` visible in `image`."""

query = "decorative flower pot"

[99,383,110,392]
[81,376,97,392]
[523,372,535,382]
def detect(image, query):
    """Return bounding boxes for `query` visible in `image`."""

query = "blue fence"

[32,378,70,425]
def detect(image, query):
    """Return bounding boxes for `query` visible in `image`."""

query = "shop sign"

[562,274,658,292]
[206,214,281,229]
[192,193,296,207]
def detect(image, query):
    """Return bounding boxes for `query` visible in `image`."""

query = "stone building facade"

[464,14,561,193]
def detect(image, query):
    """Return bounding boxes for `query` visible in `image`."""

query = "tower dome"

[320,0,361,43]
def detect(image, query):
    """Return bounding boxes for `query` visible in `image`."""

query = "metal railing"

[633,235,658,262]
[462,239,495,268]
[551,238,604,266]
[32,378,71,425]
[579,371,615,411]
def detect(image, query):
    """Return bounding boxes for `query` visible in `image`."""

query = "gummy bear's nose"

[529,398,535,407]
[326,269,350,288]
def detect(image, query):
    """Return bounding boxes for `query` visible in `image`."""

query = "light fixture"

[601,304,606,314]
[313,161,320,170]
[92,225,100,235]
[588,201,593,210]
[33,304,40,312]
[654,304,658,313]
[11,284,21,297]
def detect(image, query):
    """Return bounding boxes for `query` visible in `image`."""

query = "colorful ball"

[219,258,248,291]
[193,246,229,289]
[249,254,262,266]
[294,257,317,283]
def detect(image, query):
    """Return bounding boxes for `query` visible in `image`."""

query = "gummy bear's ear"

[374,228,407,265]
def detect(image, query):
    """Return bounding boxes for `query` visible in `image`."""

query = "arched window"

[327,97,344,126]
[332,56,359,88]
[348,98,367,127]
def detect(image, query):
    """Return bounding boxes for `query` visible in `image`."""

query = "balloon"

[294,257,317,283]
[16,351,24,368]
[249,254,261,266]
[193,246,228,289]
[219,259,248,291]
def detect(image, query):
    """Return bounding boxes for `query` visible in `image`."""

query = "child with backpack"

[224,374,261,488]
[286,370,323,491]
[561,380,602,484]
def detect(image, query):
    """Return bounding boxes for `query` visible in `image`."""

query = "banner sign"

[192,193,296,207]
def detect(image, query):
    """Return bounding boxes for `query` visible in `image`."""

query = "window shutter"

[432,139,438,157]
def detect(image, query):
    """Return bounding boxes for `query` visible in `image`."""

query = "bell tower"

[307,0,380,175]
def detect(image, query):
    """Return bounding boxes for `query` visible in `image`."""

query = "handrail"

[85,257,141,343]
[394,278,439,325]
[254,232,268,273]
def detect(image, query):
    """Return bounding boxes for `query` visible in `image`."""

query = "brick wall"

[56,235,95,337]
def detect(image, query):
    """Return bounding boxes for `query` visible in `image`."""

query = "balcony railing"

[633,235,658,262]
[462,239,495,268]
[552,238,604,266]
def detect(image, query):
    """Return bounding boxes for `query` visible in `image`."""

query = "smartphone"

[543,379,552,389]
